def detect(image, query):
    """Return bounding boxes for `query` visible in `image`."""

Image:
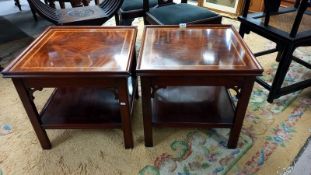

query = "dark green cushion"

[121,0,158,11]
[148,3,219,24]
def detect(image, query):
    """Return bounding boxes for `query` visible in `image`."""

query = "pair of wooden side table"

[1,25,263,149]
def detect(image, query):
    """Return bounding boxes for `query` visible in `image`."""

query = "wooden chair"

[114,0,158,25]
[28,0,123,25]
[239,0,311,103]
[143,0,222,25]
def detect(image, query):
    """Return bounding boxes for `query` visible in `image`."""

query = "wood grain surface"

[137,25,263,76]
[3,26,137,76]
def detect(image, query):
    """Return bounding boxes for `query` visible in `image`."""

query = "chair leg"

[29,4,38,21]
[267,45,295,103]
[14,0,22,11]
[115,14,120,25]
[275,44,285,62]
[70,0,83,7]
[58,0,65,8]
[47,0,56,8]
[143,17,149,25]
[239,23,250,38]
[119,18,134,26]
[82,0,89,6]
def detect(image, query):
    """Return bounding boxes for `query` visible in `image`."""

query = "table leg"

[141,78,153,147]
[228,78,255,148]
[12,79,51,149]
[118,79,133,149]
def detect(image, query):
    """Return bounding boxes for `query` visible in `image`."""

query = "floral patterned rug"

[139,129,253,175]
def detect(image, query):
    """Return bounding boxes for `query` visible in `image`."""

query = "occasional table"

[137,25,263,148]
[2,26,137,149]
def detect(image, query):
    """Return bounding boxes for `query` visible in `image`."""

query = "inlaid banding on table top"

[138,26,262,72]
[9,27,137,73]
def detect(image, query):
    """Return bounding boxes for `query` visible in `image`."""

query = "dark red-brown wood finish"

[4,26,136,77]
[2,26,138,149]
[137,25,262,75]
[137,25,263,148]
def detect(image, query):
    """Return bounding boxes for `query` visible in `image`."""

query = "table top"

[2,26,137,78]
[137,25,263,76]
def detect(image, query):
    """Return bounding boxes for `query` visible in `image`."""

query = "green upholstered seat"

[148,3,219,25]
[121,0,158,11]
[116,0,158,25]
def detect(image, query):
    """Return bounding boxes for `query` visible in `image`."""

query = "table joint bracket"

[151,85,166,98]
[227,85,242,99]
[27,88,43,100]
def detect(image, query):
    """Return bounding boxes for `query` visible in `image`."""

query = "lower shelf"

[40,88,122,129]
[151,86,235,128]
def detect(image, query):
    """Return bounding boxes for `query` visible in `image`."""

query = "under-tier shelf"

[40,88,122,129]
[151,86,235,128]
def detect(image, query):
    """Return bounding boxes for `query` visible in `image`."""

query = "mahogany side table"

[2,26,137,149]
[136,25,263,148]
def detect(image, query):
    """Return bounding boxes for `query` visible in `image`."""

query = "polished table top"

[137,25,263,76]
[2,26,137,77]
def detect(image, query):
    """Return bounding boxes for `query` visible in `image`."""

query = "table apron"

[146,76,255,87]
[17,77,126,88]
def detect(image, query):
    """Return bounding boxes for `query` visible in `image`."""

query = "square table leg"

[228,78,255,148]
[118,79,134,149]
[12,79,52,149]
[141,77,153,147]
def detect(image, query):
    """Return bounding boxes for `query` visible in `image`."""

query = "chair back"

[100,0,124,19]
[241,0,310,37]
[289,0,310,36]
[143,0,187,11]
[28,0,123,25]
[157,0,173,6]
[27,0,59,24]
[242,0,301,17]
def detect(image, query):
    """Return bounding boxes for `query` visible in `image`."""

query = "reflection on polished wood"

[137,25,262,75]
[3,26,137,76]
